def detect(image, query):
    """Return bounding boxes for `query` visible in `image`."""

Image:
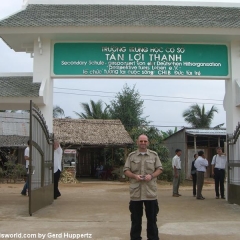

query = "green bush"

[3,162,26,183]
[157,159,186,183]
[158,159,173,182]
[0,167,4,182]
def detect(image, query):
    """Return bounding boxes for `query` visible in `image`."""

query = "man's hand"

[144,174,153,182]
[135,175,144,181]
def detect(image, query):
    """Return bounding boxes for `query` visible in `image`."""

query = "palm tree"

[74,100,111,119]
[53,105,65,118]
[182,104,223,128]
[161,127,178,139]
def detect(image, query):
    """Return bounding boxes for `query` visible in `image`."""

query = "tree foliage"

[53,105,65,118]
[129,126,169,162]
[109,84,148,132]
[161,127,178,139]
[74,100,111,119]
[182,104,222,128]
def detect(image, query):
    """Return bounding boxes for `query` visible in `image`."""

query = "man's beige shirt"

[123,149,163,201]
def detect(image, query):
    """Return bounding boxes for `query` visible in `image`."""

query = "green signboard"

[53,43,229,77]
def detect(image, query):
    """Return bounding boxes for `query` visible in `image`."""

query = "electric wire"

[53,91,223,105]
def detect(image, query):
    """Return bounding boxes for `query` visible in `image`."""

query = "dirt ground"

[1,180,240,240]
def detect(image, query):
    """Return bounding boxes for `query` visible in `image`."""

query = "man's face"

[217,148,223,155]
[137,135,149,151]
[177,151,182,156]
[54,141,59,150]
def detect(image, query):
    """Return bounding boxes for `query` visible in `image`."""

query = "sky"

[0,0,232,132]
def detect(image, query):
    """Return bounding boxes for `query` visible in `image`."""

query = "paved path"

[1,181,240,240]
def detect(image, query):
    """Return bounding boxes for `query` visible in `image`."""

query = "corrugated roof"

[185,129,226,136]
[53,118,134,146]
[0,112,29,146]
[0,77,40,97]
[0,4,240,28]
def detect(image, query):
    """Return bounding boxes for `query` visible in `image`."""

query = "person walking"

[124,134,163,240]
[191,153,198,197]
[194,150,208,200]
[211,147,227,199]
[54,140,63,200]
[172,149,182,197]
[21,140,30,196]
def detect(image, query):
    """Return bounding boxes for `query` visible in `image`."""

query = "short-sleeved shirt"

[54,146,63,173]
[123,149,162,201]
[194,156,208,172]
[211,154,227,169]
[24,147,29,169]
[172,155,181,169]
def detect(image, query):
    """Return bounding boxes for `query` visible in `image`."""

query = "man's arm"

[174,165,178,178]
[172,157,178,178]
[211,164,215,175]
[211,156,216,175]
[124,170,142,181]
[144,168,163,182]
[24,148,30,161]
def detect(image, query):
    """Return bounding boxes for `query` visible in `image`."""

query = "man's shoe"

[221,196,225,199]
[196,197,205,200]
[216,196,219,199]
[172,194,179,197]
[21,192,27,196]
[177,194,182,196]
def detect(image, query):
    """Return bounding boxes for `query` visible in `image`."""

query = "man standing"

[124,134,163,240]
[194,150,208,200]
[54,140,63,200]
[211,147,227,199]
[191,153,198,197]
[172,149,182,197]
[21,140,30,196]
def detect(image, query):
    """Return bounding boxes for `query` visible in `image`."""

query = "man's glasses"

[139,140,148,143]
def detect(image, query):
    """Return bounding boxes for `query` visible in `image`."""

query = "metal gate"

[29,101,54,216]
[227,123,240,205]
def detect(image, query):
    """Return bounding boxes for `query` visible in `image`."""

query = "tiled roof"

[0,112,29,147]
[0,77,40,97]
[0,4,240,28]
[53,118,134,146]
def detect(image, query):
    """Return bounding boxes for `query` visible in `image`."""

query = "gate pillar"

[33,38,53,131]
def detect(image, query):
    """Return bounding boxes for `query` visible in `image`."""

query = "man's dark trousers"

[214,168,225,198]
[196,171,204,198]
[129,200,159,240]
[54,169,61,199]
[192,173,197,196]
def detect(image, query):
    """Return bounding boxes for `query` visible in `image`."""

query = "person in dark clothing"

[54,140,63,199]
[191,154,198,197]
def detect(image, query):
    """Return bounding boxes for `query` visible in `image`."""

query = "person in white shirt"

[211,147,227,199]
[194,150,208,200]
[21,140,30,196]
[172,149,182,197]
[54,140,63,200]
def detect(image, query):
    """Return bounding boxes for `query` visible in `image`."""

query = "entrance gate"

[227,124,240,205]
[1,1,240,205]
[29,101,54,216]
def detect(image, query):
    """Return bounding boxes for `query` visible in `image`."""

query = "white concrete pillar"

[225,41,240,152]
[33,38,53,132]
[224,41,240,183]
